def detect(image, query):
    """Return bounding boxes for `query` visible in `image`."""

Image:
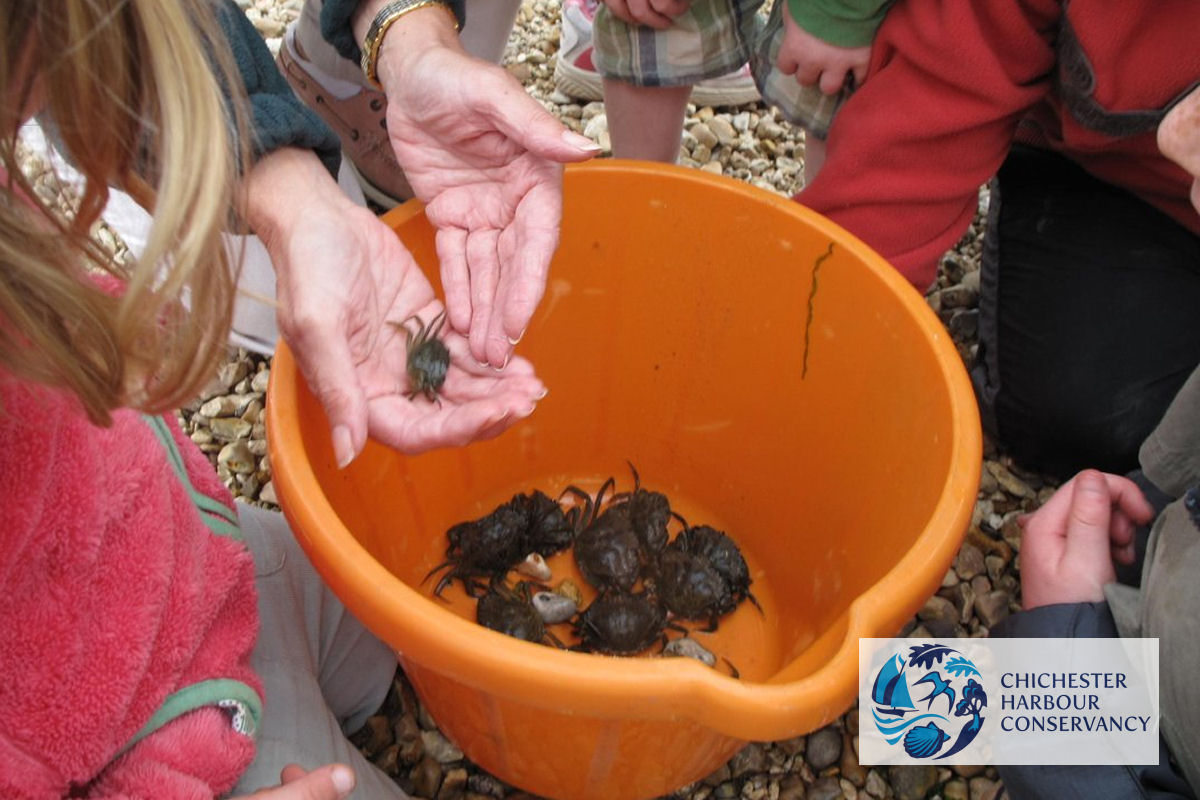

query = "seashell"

[662,636,717,667]
[554,578,584,607]
[903,721,950,759]
[515,552,552,581]
[531,591,577,624]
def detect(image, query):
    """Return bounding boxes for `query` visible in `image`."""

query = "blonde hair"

[0,0,250,425]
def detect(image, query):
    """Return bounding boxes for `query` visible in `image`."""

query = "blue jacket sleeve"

[215,1,341,177]
[989,601,1120,639]
[991,604,1196,799]
[321,0,468,62]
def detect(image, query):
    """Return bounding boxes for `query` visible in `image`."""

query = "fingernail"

[536,386,549,400]
[332,425,356,469]
[331,765,356,796]
[563,130,603,151]
[507,329,525,346]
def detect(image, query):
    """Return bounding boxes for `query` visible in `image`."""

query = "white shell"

[531,591,577,624]
[662,637,717,667]
[515,552,552,582]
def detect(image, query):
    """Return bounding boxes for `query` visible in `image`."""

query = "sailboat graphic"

[872,653,917,717]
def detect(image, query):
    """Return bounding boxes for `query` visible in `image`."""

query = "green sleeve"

[215,1,342,177]
[785,0,895,48]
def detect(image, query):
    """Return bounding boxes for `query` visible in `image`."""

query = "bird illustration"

[914,671,956,713]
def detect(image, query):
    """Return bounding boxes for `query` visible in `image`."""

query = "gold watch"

[360,0,460,89]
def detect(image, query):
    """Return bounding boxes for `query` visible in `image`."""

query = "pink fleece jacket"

[0,373,262,798]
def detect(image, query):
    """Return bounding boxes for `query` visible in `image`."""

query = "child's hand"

[232,763,355,799]
[1017,470,1154,610]
[602,0,691,30]
[777,9,871,95]
[1158,87,1200,214]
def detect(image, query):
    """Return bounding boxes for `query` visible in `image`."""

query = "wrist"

[373,5,463,91]
[242,148,351,255]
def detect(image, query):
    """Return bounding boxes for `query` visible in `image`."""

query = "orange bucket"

[266,161,981,800]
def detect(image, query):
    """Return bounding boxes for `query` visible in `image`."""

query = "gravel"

[14,2,1059,798]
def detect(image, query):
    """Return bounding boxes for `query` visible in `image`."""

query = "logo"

[869,643,987,760]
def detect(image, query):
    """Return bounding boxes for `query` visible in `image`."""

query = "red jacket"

[0,375,261,798]
[799,0,1200,289]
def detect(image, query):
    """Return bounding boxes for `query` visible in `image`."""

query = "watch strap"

[360,0,460,89]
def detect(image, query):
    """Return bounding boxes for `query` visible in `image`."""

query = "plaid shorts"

[592,0,850,136]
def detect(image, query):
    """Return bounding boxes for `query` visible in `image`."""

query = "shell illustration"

[903,721,950,758]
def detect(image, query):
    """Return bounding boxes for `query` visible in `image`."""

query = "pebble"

[955,543,987,580]
[515,552,552,581]
[969,777,1003,800]
[808,776,844,800]
[217,441,256,474]
[663,635,718,667]
[887,765,939,800]
[531,591,577,624]
[727,742,769,778]
[411,757,444,799]
[209,416,253,442]
[918,594,960,638]
[864,769,890,798]
[975,590,1013,628]
[421,729,464,763]
[806,726,842,772]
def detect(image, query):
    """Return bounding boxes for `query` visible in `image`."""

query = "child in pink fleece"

[2,1,548,797]
[0,379,262,797]
[3,2,383,799]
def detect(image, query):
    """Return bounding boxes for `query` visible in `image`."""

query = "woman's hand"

[244,148,546,467]
[370,7,601,368]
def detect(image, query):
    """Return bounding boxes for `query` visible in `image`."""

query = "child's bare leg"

[802,134,826,185]
[603,79,692,162]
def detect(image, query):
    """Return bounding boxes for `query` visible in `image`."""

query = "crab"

[573,590,674,655]
[563,478,646,593]
[427,487,579,597]
[651,547,733,631]
[476,580,564,647]
[674,524,759,613]
[426,504,530,597]
[397,309,450,404]
[651,524,758,631]
[506,489,575,557]
[609,462,680,555]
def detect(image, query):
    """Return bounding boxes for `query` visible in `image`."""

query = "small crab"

[476,580,564,647]
[674,524,759,614]
[565,479,645,593]
[652,545,732,631]
[506,490,575,557]
[574,590,675,655]
[610,462,680,555]
[397,309,450,404]
[426,504,530,597]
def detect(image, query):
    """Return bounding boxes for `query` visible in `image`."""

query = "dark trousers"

[971,146,1200,480]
